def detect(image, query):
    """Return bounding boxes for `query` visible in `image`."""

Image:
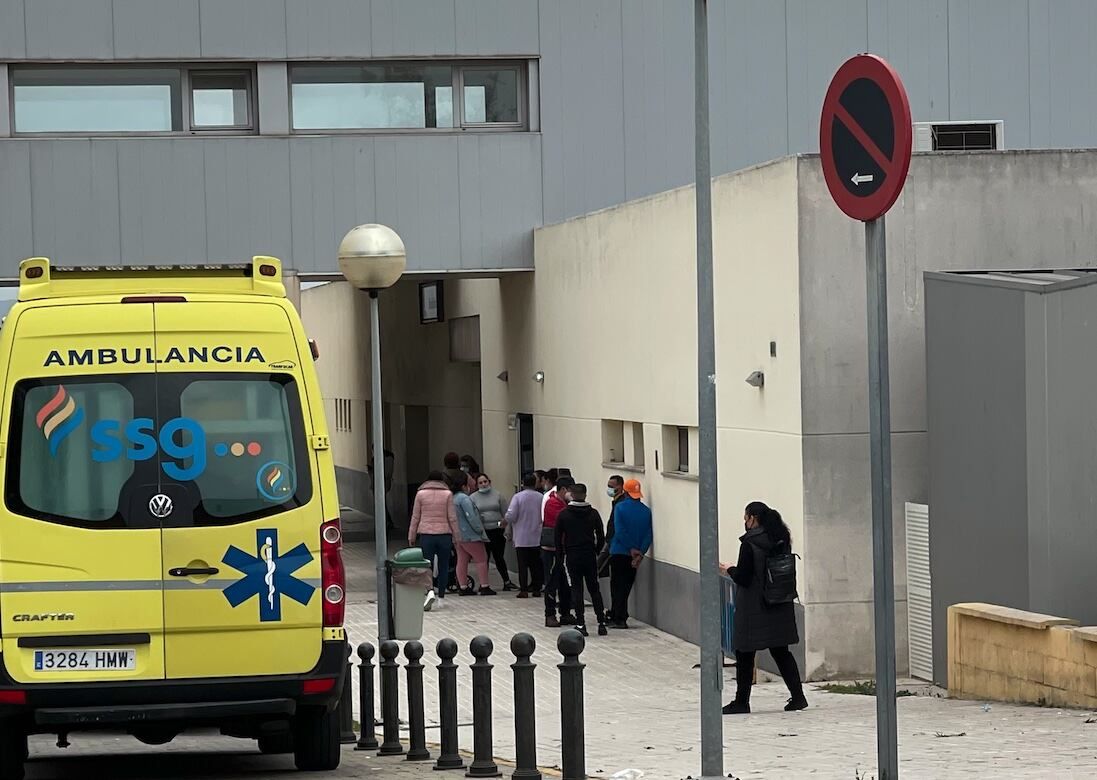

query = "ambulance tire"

[293,706,340,771]
[0,727,25,780]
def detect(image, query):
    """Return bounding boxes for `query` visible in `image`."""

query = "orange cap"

[623,479,643,500]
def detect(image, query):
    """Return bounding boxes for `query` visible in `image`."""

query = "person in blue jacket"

[607,479,653,629]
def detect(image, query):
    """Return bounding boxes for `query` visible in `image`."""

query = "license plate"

[33,649,136,672]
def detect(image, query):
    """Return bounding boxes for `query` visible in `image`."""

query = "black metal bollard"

[510,633,542,780]
[434,638,465,771]
[404,640,431,762]
[355,642,379,751]
[340,655,357,744]
[558,629,586,780]
[377,640,405,756]
[466,636,502,778]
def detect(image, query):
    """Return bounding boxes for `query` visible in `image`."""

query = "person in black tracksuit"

[554,483,608,637]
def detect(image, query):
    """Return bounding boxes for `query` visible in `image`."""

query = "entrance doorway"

[516,413,534,483]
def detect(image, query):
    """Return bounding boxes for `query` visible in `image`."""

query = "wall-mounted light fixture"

[497,370,509,382]
[745,370,765,389]
[533,370,546,384]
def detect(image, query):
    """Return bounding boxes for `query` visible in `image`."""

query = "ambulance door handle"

[169,567,219,577]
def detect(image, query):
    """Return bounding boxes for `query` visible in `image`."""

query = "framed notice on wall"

[419,281,444,324]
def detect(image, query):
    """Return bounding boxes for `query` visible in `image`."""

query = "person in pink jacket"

[409,471,460,603]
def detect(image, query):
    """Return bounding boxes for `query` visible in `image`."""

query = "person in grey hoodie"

[454,484,496,596]
[471,473,516,591]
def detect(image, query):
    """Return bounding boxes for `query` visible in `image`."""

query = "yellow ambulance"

[0,257,346,778]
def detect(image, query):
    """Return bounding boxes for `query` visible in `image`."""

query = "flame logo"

[36,386,85,457]
[267,467,283,490]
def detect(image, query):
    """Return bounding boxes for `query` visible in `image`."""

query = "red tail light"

[302,677,336,695]
[320,519,345,627]
[0,690,26,705]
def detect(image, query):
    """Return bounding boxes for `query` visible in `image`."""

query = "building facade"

[2,1,1097,274]
[5,2,1097,676]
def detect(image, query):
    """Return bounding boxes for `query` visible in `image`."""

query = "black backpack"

[763,541,799,607]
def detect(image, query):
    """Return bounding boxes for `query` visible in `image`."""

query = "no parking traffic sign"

[819,54,912,222]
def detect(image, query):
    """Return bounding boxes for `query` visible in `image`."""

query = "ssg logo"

[36,386,85,456]
[222,529,315,622]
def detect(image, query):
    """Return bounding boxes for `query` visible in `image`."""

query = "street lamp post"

[338,223,407,643]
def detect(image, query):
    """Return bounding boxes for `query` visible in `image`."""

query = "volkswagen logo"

[148,494,174,519]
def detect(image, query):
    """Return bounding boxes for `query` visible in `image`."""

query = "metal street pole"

[694,1,723,777]
[369,290,391,642]
[865,217,899,779]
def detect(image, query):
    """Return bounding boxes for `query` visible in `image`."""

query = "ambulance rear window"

[170,374,311,524]
[5,373,311,528]
[8,379,140,525]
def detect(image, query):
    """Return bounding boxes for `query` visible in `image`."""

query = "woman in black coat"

[719,501,807,714]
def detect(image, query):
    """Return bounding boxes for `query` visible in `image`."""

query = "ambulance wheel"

[293,706,340,771]
[0,726,26,780]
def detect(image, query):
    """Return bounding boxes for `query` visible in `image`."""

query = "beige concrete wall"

[516,157,805,573]
[948,603,1097,710]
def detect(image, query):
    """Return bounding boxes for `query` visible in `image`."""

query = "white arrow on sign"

[851,172,875,186]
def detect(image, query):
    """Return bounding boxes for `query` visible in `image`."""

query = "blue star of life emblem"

[222,529,315,622]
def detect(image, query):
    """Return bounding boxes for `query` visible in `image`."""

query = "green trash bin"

[388,547,432,640]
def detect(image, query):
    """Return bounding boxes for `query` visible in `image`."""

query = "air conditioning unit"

[913,120,1004,152]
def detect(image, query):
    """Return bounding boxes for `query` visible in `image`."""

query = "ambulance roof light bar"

[17,257,286,301]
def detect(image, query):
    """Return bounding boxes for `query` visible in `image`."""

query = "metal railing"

[720,575,735,659]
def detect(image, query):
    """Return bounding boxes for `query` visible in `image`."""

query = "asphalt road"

[24,734,431,779]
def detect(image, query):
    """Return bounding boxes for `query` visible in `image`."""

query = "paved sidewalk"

[343,541,1097,779]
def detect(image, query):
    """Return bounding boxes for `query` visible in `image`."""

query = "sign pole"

[370,290,391,642]
[865,216,898,779]
[693,1,723,777]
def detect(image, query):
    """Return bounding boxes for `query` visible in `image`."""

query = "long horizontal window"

[11,65,254,135]
[290,61,525,132]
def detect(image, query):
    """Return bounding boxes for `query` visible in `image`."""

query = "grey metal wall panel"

[370,0,457,58]
[1034,285,1097,624]
[711,0,789,177]
[948,0,1031,146]
[0,142,32,258]
[118,140,206,264]
[29,141,121,263]
[198,0,288,59]
[867,0,950,121]
[289,137,346,271]
[285,0,373,59]
[375,136,462,269]
[925,277,1029,687]
[1031,0,1097,148]
[784,0,868,154]
[112,0,201,59]
[204,138,292,263]
[621,0,692,202]
[0,64,9,136]
[0,0,26,59]
[24,0,114,59]
[454,0,538,56]
[256,62,290,135]
[539,0,626,224]
[457,133,540,269]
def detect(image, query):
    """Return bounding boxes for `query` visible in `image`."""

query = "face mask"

[460,465,470,473]
[478,486,491,494]
[607,488,616,498]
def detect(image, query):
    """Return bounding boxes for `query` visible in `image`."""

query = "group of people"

[407,455,653,638]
